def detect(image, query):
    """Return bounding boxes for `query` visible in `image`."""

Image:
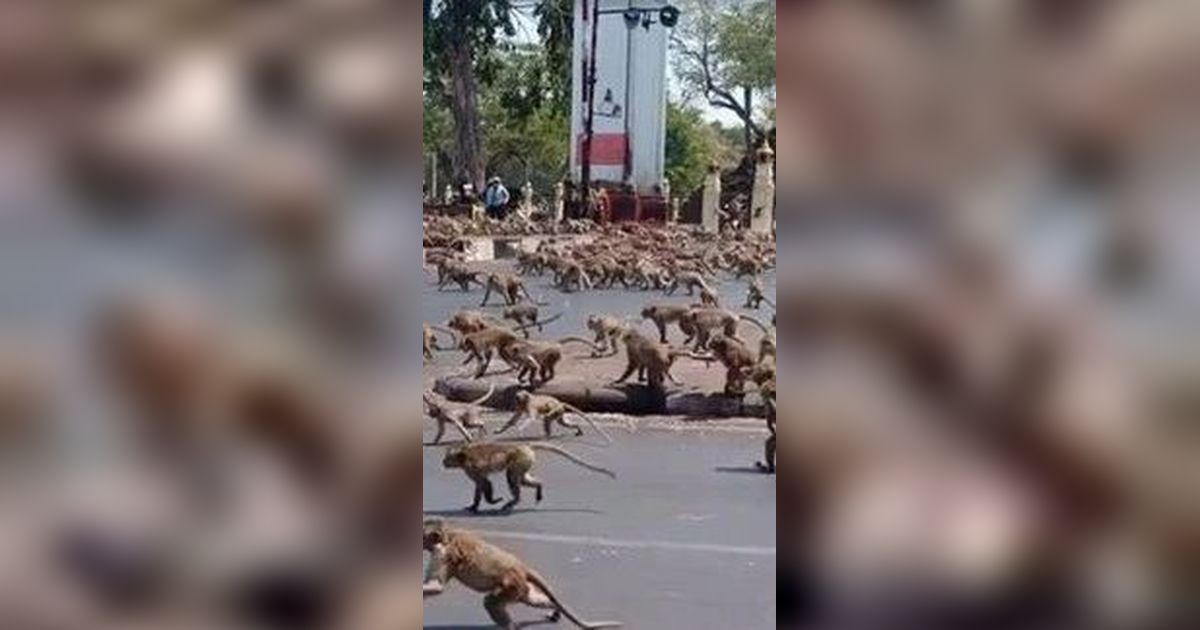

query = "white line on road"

[474,529,776,557]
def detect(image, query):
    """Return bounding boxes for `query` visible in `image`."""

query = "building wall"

[570,0,669,193]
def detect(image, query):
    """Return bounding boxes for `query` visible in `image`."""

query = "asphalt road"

[421,422,776,630]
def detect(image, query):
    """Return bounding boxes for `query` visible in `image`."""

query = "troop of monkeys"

[422,221,776,628]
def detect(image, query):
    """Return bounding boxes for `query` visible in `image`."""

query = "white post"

[443,184,454,205]
[553,181,565,222]
[520,181,535,218]
[701,163,721,232]
[750,141,775,234]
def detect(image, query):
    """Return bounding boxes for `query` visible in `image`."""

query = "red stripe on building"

[578,133,627,166]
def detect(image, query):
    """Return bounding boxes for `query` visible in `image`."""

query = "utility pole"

[578,0,600,219]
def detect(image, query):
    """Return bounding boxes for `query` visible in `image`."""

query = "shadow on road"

[714,465,770,475]
[424,507,603,518]
[423,621,556,630]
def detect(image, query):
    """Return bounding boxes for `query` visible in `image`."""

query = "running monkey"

[423,520,623,629]
[442,441,615,512]
[494,391,611,443]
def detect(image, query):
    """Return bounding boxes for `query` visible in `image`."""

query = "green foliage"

[716,0,775,91]
[425,43,570,197]
[665,102,725,200]
[672,0,776,151]
[424,0,516,89]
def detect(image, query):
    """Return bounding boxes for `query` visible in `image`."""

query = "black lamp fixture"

[619,4,681,30]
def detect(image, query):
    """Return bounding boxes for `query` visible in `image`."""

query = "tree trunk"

[742,86,755,152]
[448,35,485,193]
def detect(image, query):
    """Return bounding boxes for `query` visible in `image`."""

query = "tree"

[673,0,776,153]
[425,0,574,192]
[425,0,515,192]
[665,102,724,200]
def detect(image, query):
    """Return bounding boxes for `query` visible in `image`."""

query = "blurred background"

[776,1,1200,629]
[0,1,423,629]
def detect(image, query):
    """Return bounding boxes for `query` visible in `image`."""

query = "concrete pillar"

[519,181,535,218]
[553,181,565,222]
[750,141,775,234]
[701,162,721,232]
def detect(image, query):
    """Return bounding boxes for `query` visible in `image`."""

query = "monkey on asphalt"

[423,520,623,629]
[665,270,712,297]
[456,315,562,378]
[423,323,459,361]
[423,384,496,445]
[501,303,543,337]
[756,380,776,474]
[442,441,615,512]
[744,277,774,310]
[640,303,694,344]
[613,327,710,390]
[498,337,601,385]
[585,314,628,357]
[495,391,612,444]
[481,272,542,307]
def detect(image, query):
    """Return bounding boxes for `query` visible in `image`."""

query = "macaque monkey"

[422,520,623,629]
[423,324,459,361]
[585,315,628,357]
[613,328,699,389]
[640,304,694,344]
[665,271,712,297]
[683,308,771,351]
[706,334,758,396]
[442,441,615,512]
[498,338,599,385]
[744,278,774,310]
[756,381,776,474]
[557,262,593,292]
[459,328,524,378]
[495,391,611,444]
[480,272,541,307]
[500,305,563,339]
[457,316,561,378]
[447,310,496,336]
[441,265,485,292]
[430,255,464,285]
[423,384,496,445]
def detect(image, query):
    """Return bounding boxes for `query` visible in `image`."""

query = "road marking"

[473,529,776,557]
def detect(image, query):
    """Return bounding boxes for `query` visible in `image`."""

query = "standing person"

[483,177,510,220]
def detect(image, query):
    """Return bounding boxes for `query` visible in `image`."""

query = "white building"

[570,0,672,194]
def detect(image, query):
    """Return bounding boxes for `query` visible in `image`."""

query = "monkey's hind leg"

[556,413,585,438]
[484,591,517,630]
[522,473,544,503]
[756,435,776,474]
[501,469,523,512]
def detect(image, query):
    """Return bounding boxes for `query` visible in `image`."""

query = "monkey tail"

[520,284,549,306]
[525,572,623,629]
[557,336,602,352]
[530,443,616,478]
[560,404,614,446]
[516,311,563,331]
[738,314,772,335]
[465,382,496,407]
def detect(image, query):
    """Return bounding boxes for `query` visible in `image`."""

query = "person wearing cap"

[483,176,510,220]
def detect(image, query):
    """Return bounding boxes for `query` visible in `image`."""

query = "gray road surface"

[422,424,776,630]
